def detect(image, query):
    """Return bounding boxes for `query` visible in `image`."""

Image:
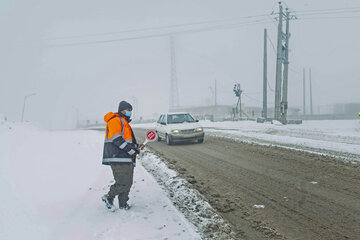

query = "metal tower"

[169,35,179,111]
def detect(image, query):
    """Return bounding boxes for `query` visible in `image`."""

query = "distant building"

[173,105,301,121]
[300,102,360,120]
[171,105,232,121]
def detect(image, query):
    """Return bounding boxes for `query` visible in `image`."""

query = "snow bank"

[139,151,237,240]
[0,123,200,240]
[200,120,360,161]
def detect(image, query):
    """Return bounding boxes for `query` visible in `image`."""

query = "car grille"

[180,129,196,134]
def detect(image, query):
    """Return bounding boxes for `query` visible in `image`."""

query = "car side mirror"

[161,122,166,125]
[195,119,199,122]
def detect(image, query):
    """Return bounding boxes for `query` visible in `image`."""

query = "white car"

[155,112,205,145]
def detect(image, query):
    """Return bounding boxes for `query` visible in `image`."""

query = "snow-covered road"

[134,119,360,162]
[0,123,200,240]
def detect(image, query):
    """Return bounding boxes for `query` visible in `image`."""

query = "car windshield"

[167,114,195,124]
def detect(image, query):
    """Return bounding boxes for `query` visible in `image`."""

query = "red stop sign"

[145,130,157,142]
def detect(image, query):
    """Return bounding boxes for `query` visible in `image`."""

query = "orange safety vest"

[102,112,136,165]
[104,112,133,143]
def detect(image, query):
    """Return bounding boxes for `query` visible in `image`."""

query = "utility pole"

[233,84,243,118]
[131,96,138,120]
[214,80,217,106]
[280,9,290,124]
[309,68,313,115]
[21,93,36,122]
[72,106,79,128]
[274,2,296,123]
[274,2,283,121]
[240,90,242,118]
[169,35,179,111]
[303,68,306,116]
[263,28,268,119]
[209,87,214,106]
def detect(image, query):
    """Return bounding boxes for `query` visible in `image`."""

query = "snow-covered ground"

[0,122,201,240]
[134,119,360,161]
[2,119,358,239]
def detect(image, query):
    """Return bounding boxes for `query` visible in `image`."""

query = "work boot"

[119,203,131,210]
[102,194,115,211]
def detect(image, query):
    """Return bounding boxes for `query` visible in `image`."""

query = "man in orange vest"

[102,101,144,211]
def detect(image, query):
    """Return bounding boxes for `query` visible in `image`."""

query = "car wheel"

[166,134,172,145]
[197,138,204,143]
[156,131,161,141]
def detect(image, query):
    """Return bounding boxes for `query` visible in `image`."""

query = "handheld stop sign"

[143,130,157,145]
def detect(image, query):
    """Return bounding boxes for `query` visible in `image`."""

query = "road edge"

[139,149,239,240]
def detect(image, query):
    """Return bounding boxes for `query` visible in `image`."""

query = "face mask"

[124,111,132,118]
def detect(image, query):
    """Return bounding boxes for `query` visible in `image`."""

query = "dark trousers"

[108,164,134,207]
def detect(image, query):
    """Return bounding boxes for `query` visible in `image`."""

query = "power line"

[47,19,273,47]
[270,1,279,14]
[8,5,357,49]
[261,33,277,93]
[292,7,360,20]
[44,6,360,48]
[272,6,360,20]
[266,14,278,28]
[46,13,271,41]
[243,93,262,103]
[296,10,360,16]
[297,15,360,20]
[266,35,276,53]
[294,6,360,14]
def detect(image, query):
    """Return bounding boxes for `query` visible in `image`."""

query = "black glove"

[123,143,139,156]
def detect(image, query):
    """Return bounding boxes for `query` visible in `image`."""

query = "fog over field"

[1,0,359,129]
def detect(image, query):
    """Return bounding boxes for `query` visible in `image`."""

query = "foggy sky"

[1,0,359,129]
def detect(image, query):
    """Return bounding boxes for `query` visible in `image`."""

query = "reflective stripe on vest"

[102,158,133,164]
[105,133,123,143]
[118,117,125,136]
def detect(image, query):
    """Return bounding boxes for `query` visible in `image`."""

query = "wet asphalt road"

[134,128,360,240]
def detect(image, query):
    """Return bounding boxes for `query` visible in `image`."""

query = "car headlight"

[195,127,203,132]
[171,129,180,134]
